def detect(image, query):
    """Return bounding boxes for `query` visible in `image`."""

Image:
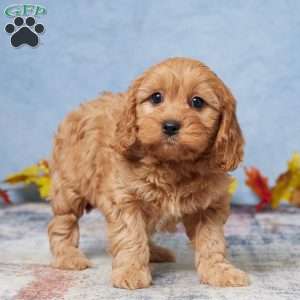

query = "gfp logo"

[4,4,46,48]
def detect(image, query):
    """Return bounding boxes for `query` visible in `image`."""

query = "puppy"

[48,57,249,289]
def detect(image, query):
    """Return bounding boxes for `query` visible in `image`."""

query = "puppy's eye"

[190,96,205,109]
[150,92,163,105]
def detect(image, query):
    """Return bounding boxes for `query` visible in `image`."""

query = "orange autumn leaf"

[245,167,272,211]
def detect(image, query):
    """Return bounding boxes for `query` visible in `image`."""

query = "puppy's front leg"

[183,201,249,287]
[107,201,151,289]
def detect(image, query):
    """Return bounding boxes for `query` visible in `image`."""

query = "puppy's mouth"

[149,134,200,162]
[164,135,178,145]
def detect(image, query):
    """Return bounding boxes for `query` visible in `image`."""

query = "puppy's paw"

[150,244,176,263]
[51,249,92,270]
[112,265,152,289]
[201,263,250,287]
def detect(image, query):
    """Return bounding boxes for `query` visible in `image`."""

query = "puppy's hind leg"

[48,183,92,270]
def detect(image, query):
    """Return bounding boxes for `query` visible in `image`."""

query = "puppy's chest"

[133,176,212,220]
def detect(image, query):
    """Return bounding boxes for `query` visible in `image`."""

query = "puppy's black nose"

[162,120,181,136]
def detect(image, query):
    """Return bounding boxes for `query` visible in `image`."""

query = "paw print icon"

[5,16,44,47]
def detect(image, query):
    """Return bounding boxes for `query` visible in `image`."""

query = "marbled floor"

[1,203,300,300]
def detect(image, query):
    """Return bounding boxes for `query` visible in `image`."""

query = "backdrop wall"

[1,0,300,204]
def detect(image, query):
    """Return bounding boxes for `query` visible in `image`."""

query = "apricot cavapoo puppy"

[48,57,249,289]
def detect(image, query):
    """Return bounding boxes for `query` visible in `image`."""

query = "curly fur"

[48,57,249,289]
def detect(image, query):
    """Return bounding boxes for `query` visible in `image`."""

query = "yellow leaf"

[5,164,43,185]
[36,177,51,199]
[4,160,51,199]
[228,177,238,195]
[288,152,300,172]
[271,152,300,207]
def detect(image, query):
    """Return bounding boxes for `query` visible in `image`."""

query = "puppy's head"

[116,57,244,171]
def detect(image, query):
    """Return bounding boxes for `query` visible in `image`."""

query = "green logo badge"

[4,4,46,48]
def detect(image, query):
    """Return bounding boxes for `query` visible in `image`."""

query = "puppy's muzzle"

[162,120,181,136]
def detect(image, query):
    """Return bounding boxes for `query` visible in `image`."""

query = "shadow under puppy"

[48,57,249,289]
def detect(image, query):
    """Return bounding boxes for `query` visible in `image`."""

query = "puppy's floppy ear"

[115,75,144,159]
[211,83,244,171]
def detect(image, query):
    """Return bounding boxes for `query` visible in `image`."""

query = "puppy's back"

[50,92,124,192]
